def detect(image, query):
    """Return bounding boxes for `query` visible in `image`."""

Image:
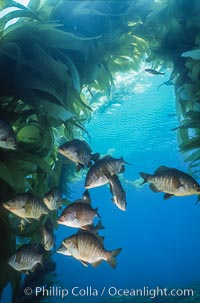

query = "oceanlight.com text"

[24,285,195,299]
[107,286,194,298]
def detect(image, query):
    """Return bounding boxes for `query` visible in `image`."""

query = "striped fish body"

[8,244,42,273]
[62,232,110,265]
[58,139,99,170]
[95,155,126,176]
[0,118,17,150]
[85,155,127,189]
[41,226,55,251]
[43,187,62,210]
[109,175,127,211]
[140,166,200,197]
[3,194,49,220]
[57,202,98,228]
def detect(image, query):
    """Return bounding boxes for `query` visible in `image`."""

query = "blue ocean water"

[52,73,200,302]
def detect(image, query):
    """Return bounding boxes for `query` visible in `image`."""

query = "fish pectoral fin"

[149,184,160,192]
[79,260,88,267]
[91,260,102,267]
[164,193,174,200]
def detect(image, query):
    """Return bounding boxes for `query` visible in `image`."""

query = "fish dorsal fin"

[79,260,88,267]
[155,166,170,174]
[102,155,112,161]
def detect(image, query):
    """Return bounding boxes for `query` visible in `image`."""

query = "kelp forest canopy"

[1,0,200,301]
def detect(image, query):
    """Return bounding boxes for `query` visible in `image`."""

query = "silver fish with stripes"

[58,139,100,172]
[41,225,55,251]
[3,193,49,220]
[8,244,43,274]
[85,155,128,189]
[140,166,200,199]
[109,175,127,211]
[58,231,121,268]
[0,117,17,150]
[43,187,63,210]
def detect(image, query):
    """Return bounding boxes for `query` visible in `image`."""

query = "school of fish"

[2,134,200,274]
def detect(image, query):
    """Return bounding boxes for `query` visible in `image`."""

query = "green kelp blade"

[33,23,99,52]
[186,110,200,121]
[0,0,27,10]
[61,54,81,93]
[37,99,73,122]
[0,160,15,189]
[184,150,200,163]
[172,121,200,131]
[2,157,26,192]
[15,152,56,177]
[180,137,200,153]
[0,9,38,36]
[182,49,200,60]
[27,0,41,13]
[15,72,66,108]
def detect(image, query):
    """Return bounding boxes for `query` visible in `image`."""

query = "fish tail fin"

[107,248,122,269]
[91,153,100,163]
[139,172,150,184]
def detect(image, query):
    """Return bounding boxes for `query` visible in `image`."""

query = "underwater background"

[1,0,200,302]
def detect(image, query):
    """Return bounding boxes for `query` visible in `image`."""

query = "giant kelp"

[1,0,200,302]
